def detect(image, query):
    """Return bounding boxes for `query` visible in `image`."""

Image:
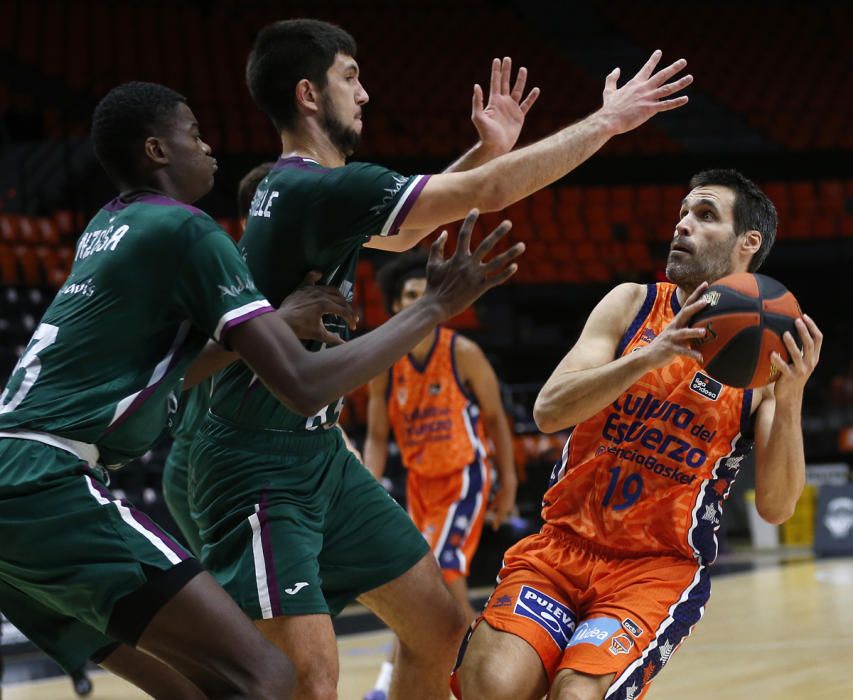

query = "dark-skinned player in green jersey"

[188,18,692,700]
[0,81,523,699]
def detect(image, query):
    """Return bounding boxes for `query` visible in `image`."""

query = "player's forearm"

[445,141,502,174]
[183,341,238,389]
[363,436,388,478]
[471,112,613,212]
[534,348,657,433]
[290,300,446,415]
[754,401,806,524]
[484,412,516,485]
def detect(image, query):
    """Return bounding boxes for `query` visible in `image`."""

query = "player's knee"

[456,655,520,700]
[403,597,466,662]
[293,662,338,700]
[550,670,607,700]
[241,648,297,699]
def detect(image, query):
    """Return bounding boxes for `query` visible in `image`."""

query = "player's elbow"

[755,498,796,526]
[533,401,563,434]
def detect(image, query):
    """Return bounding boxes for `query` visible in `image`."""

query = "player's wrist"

[588,108,622,139]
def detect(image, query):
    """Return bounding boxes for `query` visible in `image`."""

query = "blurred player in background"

[453,170,822,700]
[190,17,691,700]
[361,250,517,700]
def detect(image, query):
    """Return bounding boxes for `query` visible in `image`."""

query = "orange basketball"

[689,273,802,389]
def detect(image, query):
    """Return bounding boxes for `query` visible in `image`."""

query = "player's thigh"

[255,613,339,686]
[455,619,548,700]
[99,643,206,700]
[136,570,295,696]
[358,552,465,653]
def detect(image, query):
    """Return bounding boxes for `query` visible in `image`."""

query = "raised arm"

[533,283,708,433]
[363,371,391,479]
[752,315,822,524]
[228,211,524,416]
[401,51,691,236]
[455,336,517,530]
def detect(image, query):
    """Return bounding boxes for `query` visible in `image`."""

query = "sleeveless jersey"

[542,283,754,564]
[209,156,429,433]
[0,192,272,469]
[387,328,488,477]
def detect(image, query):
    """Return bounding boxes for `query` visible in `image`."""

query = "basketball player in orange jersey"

[453,169,822,700]
[362,251,517,699]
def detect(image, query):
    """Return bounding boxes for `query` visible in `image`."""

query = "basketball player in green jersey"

[0,81,522,699]
[161,162,360,554]
[189,18,692,700]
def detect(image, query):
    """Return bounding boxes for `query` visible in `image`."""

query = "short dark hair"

[689,169,777,271]
[237,162,275,217]
[246,19,357,131]
[91,82,186,185]
[377,249,430,315]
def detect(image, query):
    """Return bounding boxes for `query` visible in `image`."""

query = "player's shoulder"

[598,282,649,317]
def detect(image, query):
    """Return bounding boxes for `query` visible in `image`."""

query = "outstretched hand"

[278,271,358,347]
[424,209,525,320]
[597,50,693,136]
[640,283,709,369]
[472,57,540,156]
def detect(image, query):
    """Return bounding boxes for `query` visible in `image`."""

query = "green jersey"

[209,157,429,432]
[0,192,272,469]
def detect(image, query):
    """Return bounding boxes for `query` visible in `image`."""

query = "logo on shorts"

[284,582,309,595]
[622,618,643,637]
[512,585,577,651]
[609,633,634,656]
[689,371,722,401]
[567,617,622,648]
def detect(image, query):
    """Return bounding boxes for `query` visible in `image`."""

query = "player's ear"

[740,229,762,258]
[392,299,402,314]
[143,136,169,166]
[295,78,320,116]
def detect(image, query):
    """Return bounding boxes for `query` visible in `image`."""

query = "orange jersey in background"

[387,327,488,476]
[543,282,754,563]
[387,327,491,580]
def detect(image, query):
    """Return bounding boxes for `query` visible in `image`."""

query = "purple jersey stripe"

[272,156,329,172]
[90,479,189,561]
[220,305,275,344]
[388,175,431,236]
[258,492,283,617]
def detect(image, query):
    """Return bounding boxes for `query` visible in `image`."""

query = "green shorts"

[189,415,430,618]
[162,433,203,556]
[0,438,196,663]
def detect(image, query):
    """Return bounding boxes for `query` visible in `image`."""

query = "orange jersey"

[387,327,488,477]
[543,283,755,563]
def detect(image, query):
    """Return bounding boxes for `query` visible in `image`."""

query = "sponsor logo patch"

[689,371,722,401]
[428,382,442,395]
[492,595,513,609]
[702,290,721,306]
[609,633,634,656]
[622,618,643,637]
[512,586,576,650]
[825,497,853,539]
[567,617,622,648]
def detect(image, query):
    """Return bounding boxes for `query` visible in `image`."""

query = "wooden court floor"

[4,557,852,699]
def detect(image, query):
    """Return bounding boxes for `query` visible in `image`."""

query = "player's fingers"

[782,331,805,371]
[648,56,686,87]
[771,352,794,378]
[489,57,501,97]
[472,83,484,116]
[483,242,526,274]
[603,67,620,94]
[318,328,346,346]
[300,270,323,286]
[500,56,512,94]
[794,317,814,359]
[484,262,519,290]
[322,296,358,328]
[519,86,541,115]
[655,95,690,112]
[803,314,823,359]
[473,219,512,262]
[636,49,663,80]
[652,74,693,99]
[682,281,709,308]
[429,230,449,265]
[672,327,707,342]
[456,209,479,257]
[510,65,528,102]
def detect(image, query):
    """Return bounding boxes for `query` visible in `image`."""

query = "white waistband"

[0,430,100,467]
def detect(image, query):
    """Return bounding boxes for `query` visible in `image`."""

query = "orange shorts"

[407,457,490,583]
[457,525,709,699]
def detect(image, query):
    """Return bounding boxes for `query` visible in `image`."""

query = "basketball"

[690,272,802,389]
